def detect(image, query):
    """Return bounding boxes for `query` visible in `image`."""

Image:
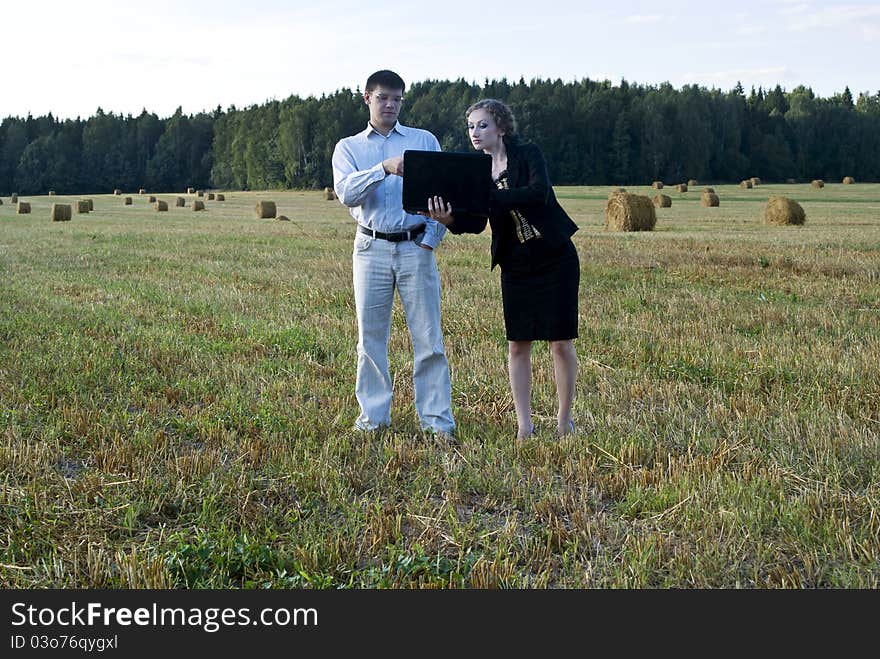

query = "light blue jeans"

[352,232,455,434]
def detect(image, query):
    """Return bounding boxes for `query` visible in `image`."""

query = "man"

[332,70,456,439]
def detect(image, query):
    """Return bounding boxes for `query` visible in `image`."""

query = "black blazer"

[447,135,579,269]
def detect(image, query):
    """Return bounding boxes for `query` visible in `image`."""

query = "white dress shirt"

[332,122,447,250]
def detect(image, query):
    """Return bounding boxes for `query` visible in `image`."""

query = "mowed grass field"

[1,183,878,588]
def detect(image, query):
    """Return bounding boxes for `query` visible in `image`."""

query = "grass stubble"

[0,184,878,588]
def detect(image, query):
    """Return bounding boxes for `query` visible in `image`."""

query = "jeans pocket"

[354,233,373,252]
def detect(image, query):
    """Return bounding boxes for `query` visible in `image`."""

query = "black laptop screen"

[402,150,492,216]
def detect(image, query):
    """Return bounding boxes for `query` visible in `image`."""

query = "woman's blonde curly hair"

[465,98,517,137]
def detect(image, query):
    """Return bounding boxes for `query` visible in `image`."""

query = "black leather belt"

[358,224,425,242]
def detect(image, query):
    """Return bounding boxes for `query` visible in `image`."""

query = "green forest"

[2,77,878,195]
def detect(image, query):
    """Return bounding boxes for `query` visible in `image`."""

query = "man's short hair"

[365,70,405,93]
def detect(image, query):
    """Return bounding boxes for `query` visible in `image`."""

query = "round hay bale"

[609,187,626,194]
[175,197,186,207]
[740,180,753,189]
[48,190,55,196]
[114,189,122,195]
[138,188,146,195]
[0,199,3,205]
[687,179,698,186]
[653,194,672,208]
[51,203,72,222]
[155,200,168,212]
[76,200,90,214]
[702,187,715,193]
[186,187,195,194]
[811,179,824,188]
[651,181,664,189]
[148,195,157,203]
[86,199,94,211]
[604,192,656,232]
[11,193,19,203]
[750,177,761,186]
[192,200,205,211]
[255,200,277,219]
[215,193,225,201]
[842,176,855,184]
[207,192,215,200]
[17,201,31,214]
[675,183,688,193]
[765,196,805,226]
[323,186,336,201]
[701,192,720,207]
[196,190,204,197]
[123,197,132,205]
[277,215,291,222]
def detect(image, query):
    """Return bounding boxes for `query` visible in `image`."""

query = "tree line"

[2,78,878,195]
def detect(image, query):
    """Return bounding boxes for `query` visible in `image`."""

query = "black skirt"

[499,237,580,341]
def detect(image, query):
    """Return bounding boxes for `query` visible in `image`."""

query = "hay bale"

[175,197,186,207]
[48,190,55,196]
[277,215,290,222]
[186,187,195,194]
[51,203,72,222]
[86,199,94,211]
[123,197,132,205]
[148,195,157,203]
[0,199,3,205]
[675,183,688,193]
[323,186,336,200]
[843,176,855,184]
[196,190,204,197]
[17,201,30,214]
[255,200,277,219]
[765,196,805,226]
[192,200,205,211]
[740,180,753,189]
[155,200,168,211]
[114,189,122,195]
[701,192,720,207]
[811,179,825,188]
[76,200,90,213]
[604,192,656,231]
[138,188,146,195]
[651,181,664,189]
[702,187,715,193]
[750,177,761,186]
[653,194,672,208]
[687,179,698,186]
[216,193,225,201]
[207,192,215,200]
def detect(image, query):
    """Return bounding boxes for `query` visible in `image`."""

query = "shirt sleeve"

[332,140,386,207]
[418,133,447,250]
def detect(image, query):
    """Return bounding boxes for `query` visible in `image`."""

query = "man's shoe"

[424,428,458,446]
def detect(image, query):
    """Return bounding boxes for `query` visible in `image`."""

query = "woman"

[425,99,580,439]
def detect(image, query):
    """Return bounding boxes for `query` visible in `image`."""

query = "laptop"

[402,150,492,216]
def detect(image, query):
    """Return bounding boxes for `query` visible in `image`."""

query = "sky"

[2,0,878,120]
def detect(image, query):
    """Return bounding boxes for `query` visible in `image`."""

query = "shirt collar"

[363,121,408,138]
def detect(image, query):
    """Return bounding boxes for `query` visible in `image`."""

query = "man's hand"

[382,156,404,176]
[424,195,454,226]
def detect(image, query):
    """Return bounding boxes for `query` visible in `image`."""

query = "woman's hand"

[423,196,454,225]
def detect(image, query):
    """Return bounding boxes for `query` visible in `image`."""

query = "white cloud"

[625,14,663,24]
[785,4,880,31]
